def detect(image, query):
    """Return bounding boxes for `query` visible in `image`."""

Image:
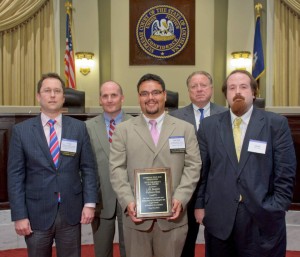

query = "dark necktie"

[48,119,60,168]
[199,108,204,121]
[109,119,115,143]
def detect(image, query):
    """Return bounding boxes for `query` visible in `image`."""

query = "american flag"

[64,3,76,89]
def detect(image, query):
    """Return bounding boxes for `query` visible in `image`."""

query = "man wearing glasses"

[109,73,201,257]
[7,72,98,257]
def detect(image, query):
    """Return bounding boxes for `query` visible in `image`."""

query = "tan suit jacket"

[85,111,132,218]
[110,114,201,231]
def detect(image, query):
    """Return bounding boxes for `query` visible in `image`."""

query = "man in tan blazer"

[110,74,201,257]
[86,81,131,257]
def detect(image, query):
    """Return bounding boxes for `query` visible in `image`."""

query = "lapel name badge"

[169,136,186,153]
[248,139,267,154]
[60,138,77,156]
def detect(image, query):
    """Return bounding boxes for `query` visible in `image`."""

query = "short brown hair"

[37,73,65,93]
[221,70,258,98]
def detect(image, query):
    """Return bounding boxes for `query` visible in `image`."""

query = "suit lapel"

[32,115,57,170]
[219,111,239,170]
[93,115,110,157]
[184,104,197,130]
[155,115,176,157]
[133,115,156,153]
[238,108,265,174]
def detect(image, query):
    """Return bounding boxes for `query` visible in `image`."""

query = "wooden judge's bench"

[0,106,300,210]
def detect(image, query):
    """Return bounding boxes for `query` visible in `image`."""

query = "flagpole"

[253,3,265,98]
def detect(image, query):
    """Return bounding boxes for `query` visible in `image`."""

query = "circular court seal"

[136,5,189,59]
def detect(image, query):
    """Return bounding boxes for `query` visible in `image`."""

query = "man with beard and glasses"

[194,70,296,257]
[170,71,226,257]
[109,73,201,257]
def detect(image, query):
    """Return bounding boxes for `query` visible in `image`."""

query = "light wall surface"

[69,0,258,108]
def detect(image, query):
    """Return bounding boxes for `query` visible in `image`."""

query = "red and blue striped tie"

[48,119,60,168]
[109,119,115,143]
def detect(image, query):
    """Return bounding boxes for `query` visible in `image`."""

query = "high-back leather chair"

[165,90,179,111]
[63,88,85,113]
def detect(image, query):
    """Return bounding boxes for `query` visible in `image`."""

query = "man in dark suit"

[110,74,201,257]
[170,71,226,257]
[7,73,98,257]
[195,70,296,257]
[86,81,131,257]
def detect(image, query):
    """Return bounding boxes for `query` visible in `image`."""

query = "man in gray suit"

[86,81,131,257]
[7,73,98,257]
[110,73,202,257]
[170,71,226,257]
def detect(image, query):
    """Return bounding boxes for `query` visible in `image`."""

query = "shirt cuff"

[84,203,96,208]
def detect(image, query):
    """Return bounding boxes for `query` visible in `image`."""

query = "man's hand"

[167,199,182,220]
[15,219,33,236]
[80,206,95,224]
[195,208,205,225]
[127,202,143,223]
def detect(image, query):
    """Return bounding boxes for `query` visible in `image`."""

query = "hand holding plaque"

[134,167,172,219]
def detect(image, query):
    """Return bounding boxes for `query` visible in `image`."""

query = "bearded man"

[194,70,296,257]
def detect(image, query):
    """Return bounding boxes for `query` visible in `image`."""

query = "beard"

[231,95,248,117]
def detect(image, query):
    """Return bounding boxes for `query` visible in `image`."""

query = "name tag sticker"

[61,139,77,156]
[169,136,185,153]
[248,139,267,154]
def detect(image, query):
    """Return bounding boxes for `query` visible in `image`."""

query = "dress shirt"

[230,105,253,146]
[104,111,123,137]
[41,113,62,145]
[143,112,165,134]
[193,102,211,130]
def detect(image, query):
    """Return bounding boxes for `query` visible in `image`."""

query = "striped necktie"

[48,119,60,168]
[233,117,242,161]
[109,119,115,143]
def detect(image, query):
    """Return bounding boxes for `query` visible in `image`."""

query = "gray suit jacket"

[170,102,227,131]
[85,111,132,219]
[8,115,98,230]
[110,114,201,231]
[196,108,296,247]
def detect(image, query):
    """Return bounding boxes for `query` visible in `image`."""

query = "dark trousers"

[180,194,200,257]
[204,203,287,257]
[25,205,81,257]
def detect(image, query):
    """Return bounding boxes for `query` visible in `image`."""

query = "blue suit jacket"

[195,108,296,243]
[8,114,98,230]
[169,102,227,131]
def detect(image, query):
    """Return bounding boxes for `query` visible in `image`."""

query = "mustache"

[233,95,245,101]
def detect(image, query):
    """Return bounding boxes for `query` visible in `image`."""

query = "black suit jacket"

[195,107,296,242]
[8,114,98,230]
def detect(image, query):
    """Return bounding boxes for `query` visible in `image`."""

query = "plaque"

[134,167,172,218]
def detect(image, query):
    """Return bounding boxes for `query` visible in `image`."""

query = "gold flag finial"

[65,1,72,10]
[255,3,263,16]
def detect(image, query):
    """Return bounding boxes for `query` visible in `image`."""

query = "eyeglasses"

[40,88,63,95]
[139,90,163,98]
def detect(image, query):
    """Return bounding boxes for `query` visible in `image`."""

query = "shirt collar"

[143,112,165,124]
[41,113,62,127]
[192,102,210,112]
[104,111,123,125]
[230,105,253,126]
